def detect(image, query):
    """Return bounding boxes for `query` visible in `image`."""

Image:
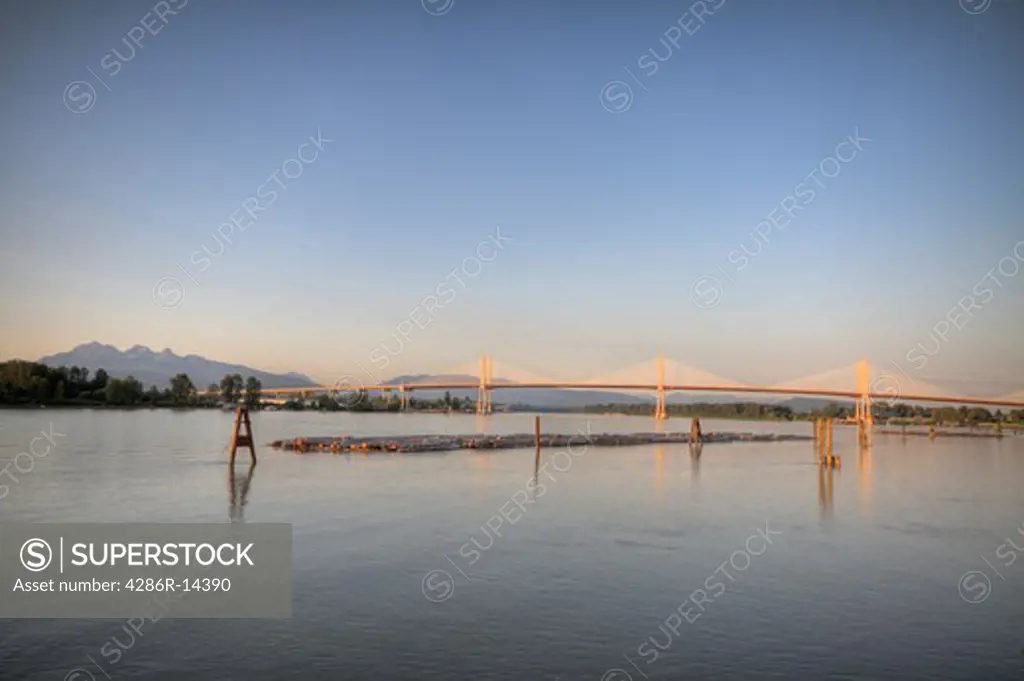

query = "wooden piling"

[815,418,824,461]
[533,415,541,476]
[690,417,702,444]
[825,418,833,458]
[229,406,257,466]
[816,418,839,468]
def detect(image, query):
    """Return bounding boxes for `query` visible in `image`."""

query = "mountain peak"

[77,341,118,352]
[36,342,316,389]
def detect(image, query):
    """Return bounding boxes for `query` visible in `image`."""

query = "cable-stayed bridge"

[247,354,1024,418]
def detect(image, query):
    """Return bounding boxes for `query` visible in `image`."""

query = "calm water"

[1,409,1023,680]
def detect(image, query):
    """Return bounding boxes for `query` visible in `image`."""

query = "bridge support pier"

[399,386,410,411]
[654,352,668,420]
[856,359,873,447]
[477,355,493,415]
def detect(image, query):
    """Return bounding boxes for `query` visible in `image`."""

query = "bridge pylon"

[856,359,873,446]
[477,355,493,415]
[655,351,668,420]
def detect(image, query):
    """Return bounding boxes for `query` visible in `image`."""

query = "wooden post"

[230,406,257,466]
[855,400,862,446]
[814,418,823,461]
[690,416,702,444]
[533,415,541,481]
[825,418,833,458]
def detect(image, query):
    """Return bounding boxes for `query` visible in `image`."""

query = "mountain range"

[36,343,317,390]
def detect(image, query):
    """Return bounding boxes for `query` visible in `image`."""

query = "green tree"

[966,407,993,425]
[317,393,339,411]
[66,366,88,398]
[106,376,144,405]
[244,376,262,408]
[220,373,244,403]
[351,389,373,411]
[821,403,850,419]
[170,373,196,405]
[91,369,109,392]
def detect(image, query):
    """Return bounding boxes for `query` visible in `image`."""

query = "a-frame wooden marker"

[229,406,257,466]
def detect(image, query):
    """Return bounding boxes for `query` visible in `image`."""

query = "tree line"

[0,360,262,408]
[282,390,474,412]
[582,400,1024,424]
[582,401,799,420]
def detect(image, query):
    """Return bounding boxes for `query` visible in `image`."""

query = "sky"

[0,0,1022,394]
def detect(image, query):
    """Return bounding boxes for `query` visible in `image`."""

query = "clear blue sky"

[0,0,1021,393]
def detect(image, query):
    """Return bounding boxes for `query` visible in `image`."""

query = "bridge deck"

[202,383,1024,409]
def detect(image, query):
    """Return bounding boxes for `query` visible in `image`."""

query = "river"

[1,409,1022,680]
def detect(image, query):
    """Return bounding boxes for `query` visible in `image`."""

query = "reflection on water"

[858,444,873,514]
[228,463,257,522]
[689,441,702,485]
[654,444,664,492]
[818,463,835,517]
[0,410,1023,680]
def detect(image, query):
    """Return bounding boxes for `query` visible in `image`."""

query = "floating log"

[269,431,812,455]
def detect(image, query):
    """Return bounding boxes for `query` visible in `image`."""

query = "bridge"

[217,354,1024,446]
